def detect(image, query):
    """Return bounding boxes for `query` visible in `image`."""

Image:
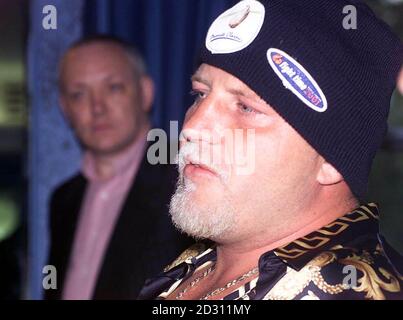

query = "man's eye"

[190,90,207,101]
[109,83,124,92]
[69,91,84,100]
[238,104,257,114]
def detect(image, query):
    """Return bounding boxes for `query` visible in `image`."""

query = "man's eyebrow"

[104,74,128,82]
[227,88,260,102]
[191,75,210,86]
[65,82,86,89]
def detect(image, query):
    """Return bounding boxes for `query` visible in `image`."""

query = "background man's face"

[59,42,148,156]
[170,64,323,243]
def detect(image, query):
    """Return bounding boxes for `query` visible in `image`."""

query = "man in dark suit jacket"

[45,35,192,300]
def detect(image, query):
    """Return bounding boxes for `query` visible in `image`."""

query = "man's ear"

[140,76,154,113]
[316,161,344,186]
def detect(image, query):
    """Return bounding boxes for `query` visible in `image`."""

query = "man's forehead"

[60,44,135,81]
[62,42,131,71]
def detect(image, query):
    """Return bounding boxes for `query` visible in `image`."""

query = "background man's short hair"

[59,34,148,91]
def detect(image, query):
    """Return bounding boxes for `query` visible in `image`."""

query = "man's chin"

[171,219,237,244]
[84,140,134,156]
[169,184,237,242]
[179,177,224,202]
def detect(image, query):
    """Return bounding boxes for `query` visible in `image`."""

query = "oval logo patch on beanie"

[206,0,265,54]
[267,48,328,113]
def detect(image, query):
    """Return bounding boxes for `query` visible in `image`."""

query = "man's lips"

[92,124,112,132]
[183,160,218,179]
[184,164,218,179]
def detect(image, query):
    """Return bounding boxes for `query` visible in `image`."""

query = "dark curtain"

[83,0,238,131]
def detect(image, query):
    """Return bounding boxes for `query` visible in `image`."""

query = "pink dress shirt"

[62,129,148,300]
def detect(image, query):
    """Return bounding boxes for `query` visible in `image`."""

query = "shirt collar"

[273,203,380,270]
[82,124,150,182]
[138,203,381,300]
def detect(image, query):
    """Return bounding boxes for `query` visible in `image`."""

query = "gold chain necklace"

[175,264,215,300]
[200,267,259,300]
[175,264,259,300]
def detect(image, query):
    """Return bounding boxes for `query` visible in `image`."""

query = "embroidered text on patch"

[206,0,265,54]
[267,48,328,112]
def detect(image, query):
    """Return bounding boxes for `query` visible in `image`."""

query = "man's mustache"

[177,143,229,182]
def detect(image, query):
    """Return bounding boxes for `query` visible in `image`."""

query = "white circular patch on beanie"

[205,0,265,54]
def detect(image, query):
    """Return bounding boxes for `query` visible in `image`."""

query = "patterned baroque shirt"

[138,203,403,300]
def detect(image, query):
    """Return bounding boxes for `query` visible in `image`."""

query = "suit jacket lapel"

[93,150,163,299]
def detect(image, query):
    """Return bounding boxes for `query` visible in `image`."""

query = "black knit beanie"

[198,0,403,199]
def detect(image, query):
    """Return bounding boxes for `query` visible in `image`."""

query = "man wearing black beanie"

[139,0,403,300]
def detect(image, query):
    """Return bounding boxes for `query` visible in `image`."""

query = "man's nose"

[89,91,107,116]
[182,97,222,144]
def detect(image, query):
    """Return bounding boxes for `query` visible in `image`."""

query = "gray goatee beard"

[169,144,237,241]
[169,179,237,241]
